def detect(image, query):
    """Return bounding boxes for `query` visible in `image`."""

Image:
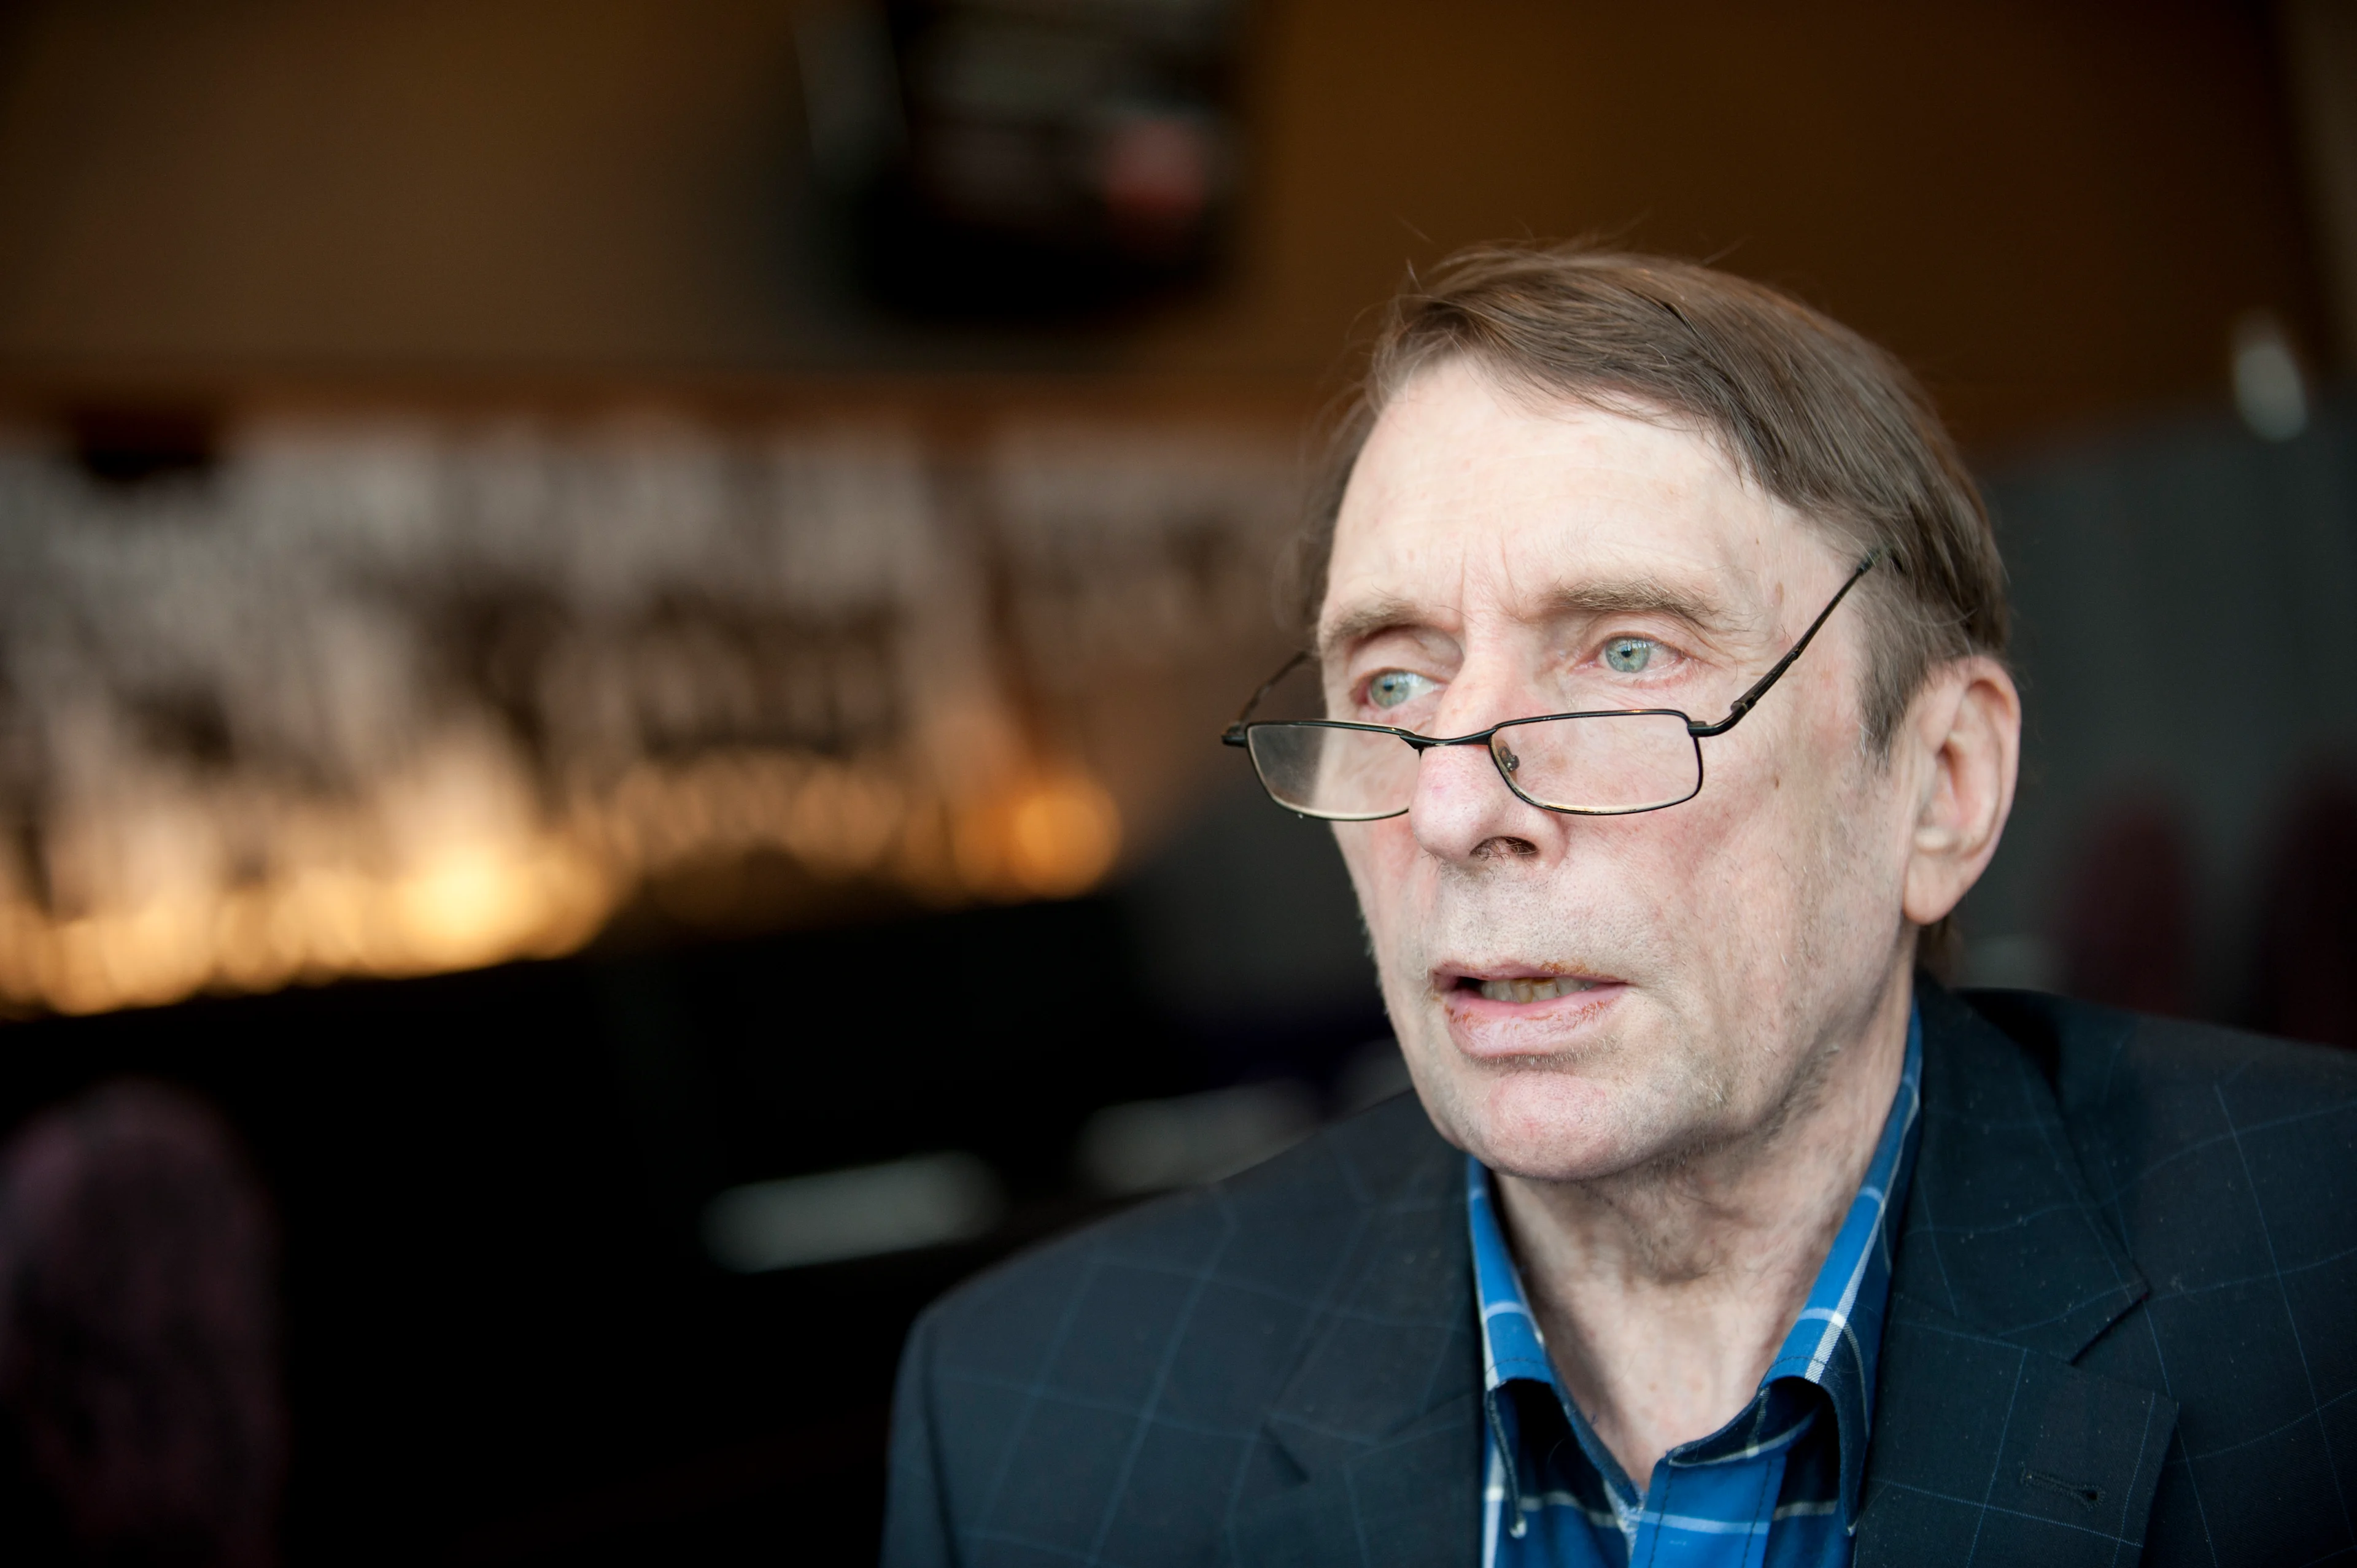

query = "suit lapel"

[1228,1110,1484,1568]
[1229,1392,1486,1568]
[1856,982,2178,1566]
[1230,984,2182,1567]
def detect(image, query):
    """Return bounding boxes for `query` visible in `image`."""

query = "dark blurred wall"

[2285,0,2357,368]
[0,0,828,374]
[1961,395,2357,1024]
[0,0,2329,453]
[1191,0,2329,449]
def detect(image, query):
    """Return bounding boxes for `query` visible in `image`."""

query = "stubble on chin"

[1430,1010,1747,1185]
[1365,887,1657,1172]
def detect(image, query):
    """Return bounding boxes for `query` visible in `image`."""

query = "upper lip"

[1436,962,1622,988]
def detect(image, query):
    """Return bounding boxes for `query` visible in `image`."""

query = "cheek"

[1618,766,1841,989]
[1702,743,1905,988]
[1333,819,1423,938]
[1611,784,1760,920]
[1333,820,1442,1019]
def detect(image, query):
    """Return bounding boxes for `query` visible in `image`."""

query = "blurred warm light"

[0,840,607,1018]
[947,773,1121,905]
[0,414,1290,1017]
[0,748,1131,1016]
[1001,773,1123,898]
[390,839,598,971]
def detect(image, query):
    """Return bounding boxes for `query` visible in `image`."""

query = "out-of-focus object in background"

[2250,767,2357,1048]
[0,414,1296,1016]
[0,1082,284,1567]
[2054,795,2197,1018]
[1965,390,2357,1040]
[1956,930,2060,992]
[2229,309,2310,440]
[1074,1079,1315,1195]
[800,0,1242,317]
[702,1151,1004,1273]
[2284,0,2357,372]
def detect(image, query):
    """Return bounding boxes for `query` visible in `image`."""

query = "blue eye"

[1368,671,1435,710]
[1603,637,1657,674]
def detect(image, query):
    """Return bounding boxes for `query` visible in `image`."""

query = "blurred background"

[0,1,2350,1561]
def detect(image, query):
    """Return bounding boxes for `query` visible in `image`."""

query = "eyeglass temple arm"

[1222,550,1881,746]
[1686,549,1884,739]
[1221,648,1314,744]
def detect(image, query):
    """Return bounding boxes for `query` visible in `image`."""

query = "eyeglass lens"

[1245,712,1701,820]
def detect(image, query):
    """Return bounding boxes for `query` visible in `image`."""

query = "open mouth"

[1438,968,1622,1056]
[1460,975,1597,1004]
[1440,967,1624,1007]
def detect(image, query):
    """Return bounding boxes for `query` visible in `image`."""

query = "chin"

[1431,1057,1662,1183]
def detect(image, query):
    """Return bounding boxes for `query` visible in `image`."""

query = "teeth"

[1476,976,1595,1003]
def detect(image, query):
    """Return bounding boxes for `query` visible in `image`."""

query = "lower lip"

[1441,979,1626,1056]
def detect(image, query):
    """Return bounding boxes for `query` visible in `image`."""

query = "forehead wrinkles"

[1319,566,1761,670]
[1322,378,1799,642]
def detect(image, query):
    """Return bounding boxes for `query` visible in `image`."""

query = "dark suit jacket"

[884,983,2357,1564]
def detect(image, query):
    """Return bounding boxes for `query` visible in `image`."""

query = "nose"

[1407,731,1552,862]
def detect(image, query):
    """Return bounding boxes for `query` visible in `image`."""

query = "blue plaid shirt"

[1471,1005,1923,1568]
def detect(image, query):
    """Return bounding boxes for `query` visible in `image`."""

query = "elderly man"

[883,248,2357,1566]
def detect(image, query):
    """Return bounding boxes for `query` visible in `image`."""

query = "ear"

[1900,656,2021,926]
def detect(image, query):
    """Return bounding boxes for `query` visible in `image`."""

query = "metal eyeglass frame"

[1220,548,1884,821]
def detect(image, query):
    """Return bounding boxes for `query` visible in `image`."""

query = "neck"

[1492,959,1914,1487]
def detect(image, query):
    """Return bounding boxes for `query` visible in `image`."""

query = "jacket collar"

[1852,979,2175,1566]
[1228,1099,1485,1568]
[1887,979,2148,1359]
[1233,979,2178,1568]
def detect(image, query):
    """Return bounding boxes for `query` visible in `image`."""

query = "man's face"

[1322,359,1914,1183]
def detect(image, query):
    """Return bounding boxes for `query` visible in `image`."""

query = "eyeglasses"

[1221,550,1883,821]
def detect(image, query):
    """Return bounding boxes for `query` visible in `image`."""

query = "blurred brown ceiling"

[0,0,2333,450]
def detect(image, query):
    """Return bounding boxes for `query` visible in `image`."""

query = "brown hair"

[1294,244,2008,753]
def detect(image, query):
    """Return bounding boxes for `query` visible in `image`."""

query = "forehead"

[1322,360,1806,640]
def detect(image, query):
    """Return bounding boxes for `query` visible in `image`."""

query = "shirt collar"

[1466,998,1925,1532]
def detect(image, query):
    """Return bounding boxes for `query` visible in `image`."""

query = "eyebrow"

[1318,597,1427,663]
[1319,574,1746,663]
[1541,576,1743,631]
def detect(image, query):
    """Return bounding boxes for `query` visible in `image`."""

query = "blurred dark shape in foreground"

[0,1081,284,1567]
[2055,798,2197,1019]
[2250,768,2357,1048]
[0,765,1381,1566]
